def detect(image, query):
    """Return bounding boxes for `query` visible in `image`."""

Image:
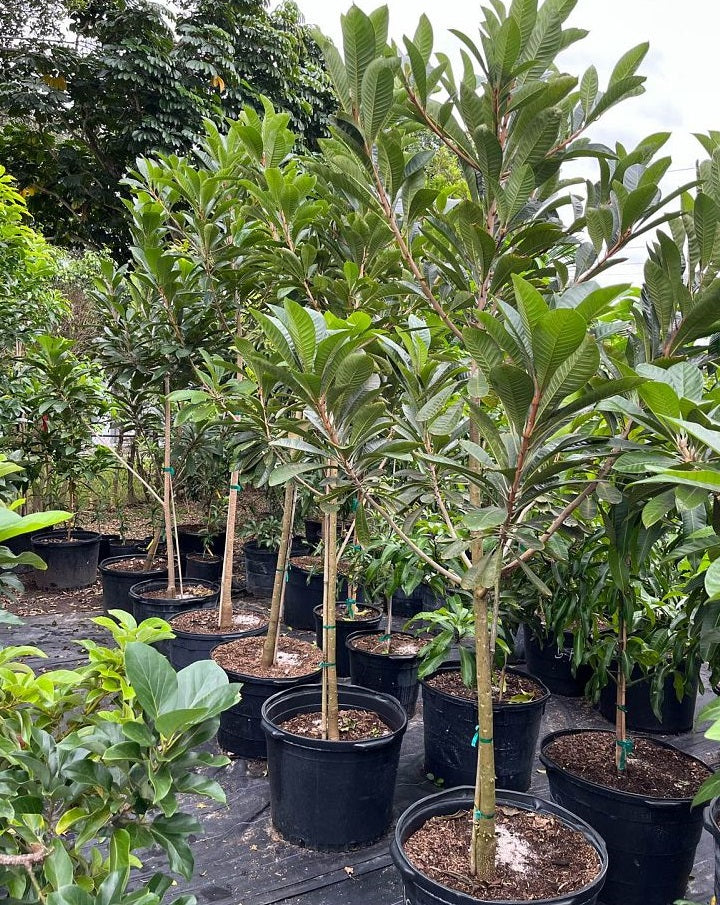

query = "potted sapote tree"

[16,335,110,589]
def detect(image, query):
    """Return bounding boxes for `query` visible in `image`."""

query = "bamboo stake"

[218,470,240,632]
[615,608,628,771]
[321,509,330,740]
[325,467,339,741]
[384,592,393,654]
[262,481,296,668]
[163,375,176,596]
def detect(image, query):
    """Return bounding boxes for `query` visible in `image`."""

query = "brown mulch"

[403,804,601,900]
[212,635,322,678]
[543,730,711,798]
[103,556,167,573]
[348,633,424,657]
[170,607,267,634]
[140,583,215,600]
[290,555,350,576]
[279,708,390,741]
[334,603,379,622]
[426,669,546,704]
[5,581,103,617]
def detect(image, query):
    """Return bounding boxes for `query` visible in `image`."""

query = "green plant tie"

[163,466,175,475]
[320,661,336,669]
[473,809,495,822]
[346,598,355,618]
[322,624,336,630]
[230,483,243,492]
[616,738,634,770]
[471,725,492,747]
[380,633,391,642]
[352,544,362,551]
[351,498,359,511]
[616,704,628,712]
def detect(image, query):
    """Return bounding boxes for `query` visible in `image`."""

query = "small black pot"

[130,579,219,656]
[705,798,720,903]
[540,728,709,905]
[421,664,550,792]
[389,786,609,905]
[284,563,354,631]
[392,585,440,620]
[313,603,382,678]
[261,683,407,850]
[346,630,421,719]
[107,538,148,558]
[213,643,322,758]
[31,530,101,590]
[185,553,223,582]
[98,556,168,614]
[523,626,592,697]
[177,524,226,559]
[598,664,699,734]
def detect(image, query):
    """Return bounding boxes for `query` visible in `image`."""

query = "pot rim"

[390,785,608,905]
[210,636,321,684]
[421,663,550,710]
[346,629,423,660]
[261,682,408,750]
[32,529,101,547]
[312,602,382,621]
[129,577,219,602]
[539,727,711,804]
[99,555,168,575]
[170,607,268,638]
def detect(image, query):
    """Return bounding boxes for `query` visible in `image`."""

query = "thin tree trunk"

[163,375,176,596]
[261,481,296,667]
[321,509,330,739]
[217,469,240,631]
[127,436,137,505]
[143,525,162,570]
[615,607,628,771]
[384,592,393,653]
[113,426,123,508]
[325,473,339,741]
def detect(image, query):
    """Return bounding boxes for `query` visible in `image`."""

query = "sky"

[280,0,720,282]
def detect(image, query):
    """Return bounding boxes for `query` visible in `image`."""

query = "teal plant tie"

[380,633,391,642]
[346,598,356,618]
[230,483,243,492]
[320,661,336,669]
[616,704,628,713]
[616,737,634,770]
[352,544,362,551]
[163,466,175,475]
[351,498,359,511]
[471,725,492,748]
[473,809,495,822]
[322,624,336,630]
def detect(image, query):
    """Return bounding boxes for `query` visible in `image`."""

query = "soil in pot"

[185,553,223,582]
[404,803,601,900]
[540,728,711,905]
[313,602,382,677]
[523,626,592,697]
[212,635,322,758]
[99,555,168,614]
[390,787,608,905]
[598,664,699,733]
[279,708,390,741]
[284,555,352,630]
[261,683,407,850]
[168,605,268,670]
[347,631,424,719]
[129,579,219,655]
[422,665,549,792]
[31,530,101,590]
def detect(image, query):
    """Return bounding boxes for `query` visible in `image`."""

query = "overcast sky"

[283,0,719,281]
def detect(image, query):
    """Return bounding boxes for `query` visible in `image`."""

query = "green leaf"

[284,301,318,371]
[461,547,500,590]
[342,6,377,111]
[417,386,455,422]
[609,42,649,85]
[642,490,676,527]
[512,275,548,332]
[360,57,398,140]
[489,364,534,433]
[124,642,177,721]
[0,509,71,543]
[531,309,587,389]
[45,840,74,891]
[706,558,720,598]
[694,192,719,264]
[463,507,506,532]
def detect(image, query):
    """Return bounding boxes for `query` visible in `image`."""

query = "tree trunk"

[261,481,296,667]
[615,607,628,771]
[217,469,240,631]
[163,375,176,596]
[321,466,339,741]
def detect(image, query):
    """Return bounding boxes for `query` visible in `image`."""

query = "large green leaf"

[694,192,719,264]
[489,364,535,433]
[360,57,398,140]
[531,309,586,389]
[0,509,71,543]
[125,642,177,721]
[342,5,378,110]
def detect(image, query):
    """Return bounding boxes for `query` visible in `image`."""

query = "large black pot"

[98,533,120,563]
[392,585,440,620]
[129,578,219,656]
[243,541,279,596]
[284,563,354,630]
[389,786,609,905]
[107,537,149,558]
[304,518,322,547]
[598,664,699,733]
[261,683,407,850]
[523,626,592,697]
[313,602,382,677]
[347,630,421,719]
[185,553,223,582]
[31,530,101,590]
[705,798,720,903]
[213,642,322,758]
[169,609,268,669]
[176,524,226,558]
[421,664,550,792]
[98,555,168,614]
[540,728,709,905]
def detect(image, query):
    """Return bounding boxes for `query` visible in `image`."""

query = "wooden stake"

[325,469,339,741]
[217,469,240,632]
[615,608,628,771]
[163,375,176,597]
[261,481,296,668]
[321,509,330,740]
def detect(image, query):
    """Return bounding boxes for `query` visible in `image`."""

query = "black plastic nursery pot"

[389,786,609,905]
[98,533,120,563]
[284,563,354,630]
[213,646,322,758]
[392,585,440,620]
[6,529,37,574]
[540,728,709,905]
[523,626,592,697]
[597,664,699,733]
[98,555,168,614]
[31,529,101,590]
[705,798,720,903]
[243,541,279,596]
[107,537,150,558]
[177,524,226,559]
[304,518,322,547]
[168,609,268,670]
[313,603,382,677]
[185,553,223,582]
[421,664,550,792]
[129,578,219,656]
[261,683,408,850]
[346,630,421,719]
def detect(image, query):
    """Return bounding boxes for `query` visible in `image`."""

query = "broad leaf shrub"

[0,611,241,904]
